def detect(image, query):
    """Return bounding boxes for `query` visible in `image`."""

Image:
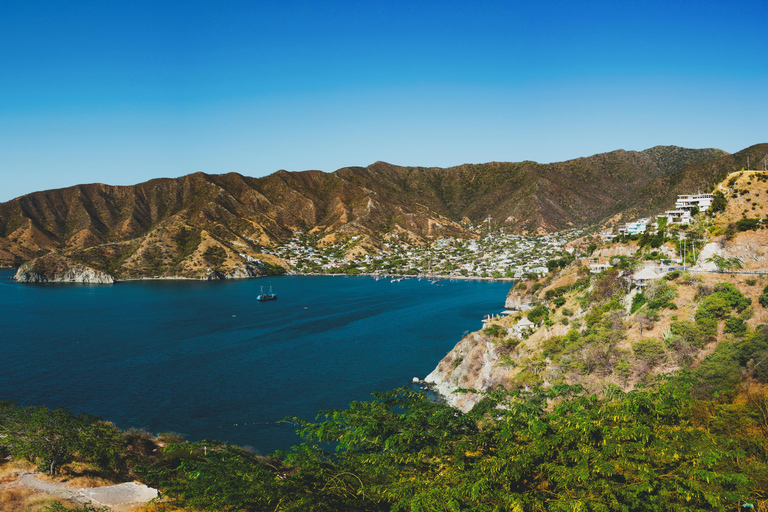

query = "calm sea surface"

[0,270,510,454]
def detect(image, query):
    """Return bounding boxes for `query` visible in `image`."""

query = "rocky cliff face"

[505,286,534,310]
[693,230,768,272]
[425,330,514,412]
[202,264,265,280]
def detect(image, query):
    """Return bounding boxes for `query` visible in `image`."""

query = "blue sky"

[1,0,766,201]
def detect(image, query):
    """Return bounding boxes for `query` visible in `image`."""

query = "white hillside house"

[632,267,662,288]
[655,193,715,228]
[509,316,536,338]
[659,209,692,226]
[676,193,714,212]
[618,218,650,236]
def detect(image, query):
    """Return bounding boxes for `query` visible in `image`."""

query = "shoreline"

[287,271,514,282]
[3,268,514,283]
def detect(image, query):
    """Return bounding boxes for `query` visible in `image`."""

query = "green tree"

[144,442,283,512]
[705,255,743,272]
[710,191,727,213]
[759,285,768,308]
[0,404,118,476]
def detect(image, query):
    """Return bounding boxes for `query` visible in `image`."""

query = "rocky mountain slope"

[1,144,763,281]
[425,166,768,411]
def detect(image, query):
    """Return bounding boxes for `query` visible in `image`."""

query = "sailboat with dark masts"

[257,285,277,301]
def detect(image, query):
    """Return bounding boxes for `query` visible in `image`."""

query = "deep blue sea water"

[0,270,510,454]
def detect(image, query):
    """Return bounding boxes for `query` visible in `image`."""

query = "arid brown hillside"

[339,145,732,232]
[0,171,469,277]
[1,144,763,278]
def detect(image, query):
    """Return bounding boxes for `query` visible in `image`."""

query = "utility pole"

[692,239,696,266]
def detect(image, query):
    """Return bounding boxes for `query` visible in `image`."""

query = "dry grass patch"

[0,459,36,483]
[0,487,34,512]
[0,487,70,512]
[61,475,117,489]
[137,502,202,512]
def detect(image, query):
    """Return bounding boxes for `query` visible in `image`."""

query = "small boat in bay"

[257,285,277,301]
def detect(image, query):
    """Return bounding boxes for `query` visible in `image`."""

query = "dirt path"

[17,473,158,511]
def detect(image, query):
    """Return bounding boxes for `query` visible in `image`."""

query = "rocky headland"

[426,221,768,411]
[14,253,115,284]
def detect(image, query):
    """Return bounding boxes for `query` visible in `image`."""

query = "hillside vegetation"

[2,357,767,510]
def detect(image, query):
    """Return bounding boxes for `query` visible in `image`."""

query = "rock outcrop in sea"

[15,254,115,284]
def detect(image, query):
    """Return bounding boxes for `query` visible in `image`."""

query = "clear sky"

[1,0,766,202]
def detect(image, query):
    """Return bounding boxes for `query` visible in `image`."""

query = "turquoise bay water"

[0,270,510,454]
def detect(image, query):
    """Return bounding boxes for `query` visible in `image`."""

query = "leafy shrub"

[630,292,647,314]
[759,285,768,308]
[527,305,549,325]
[561,307,573,317]
[483,324,506,338]
[709,190,727,212]
[670,320,708,348]
[552,296,566,307]
[695,317,718,344]
[693,329,768,397]
[584,308,604,328]
[542,330,579,358]
[604,298,622,312]
[735,217,761,232]
[724,317,747,336]
[616,359,632,382]
[645,280,676,310]
[632,338,666,367]
[696,294,732,321]
[713,283,751,311]
[647,296,675,311]
[547,257,573,272]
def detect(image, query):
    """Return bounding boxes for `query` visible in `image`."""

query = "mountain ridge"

[2,144,765,280]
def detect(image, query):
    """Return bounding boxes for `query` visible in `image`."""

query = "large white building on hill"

[656,193,715,227]
[675,193,714,212]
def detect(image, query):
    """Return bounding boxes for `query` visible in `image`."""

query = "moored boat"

[257,285,277,301]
